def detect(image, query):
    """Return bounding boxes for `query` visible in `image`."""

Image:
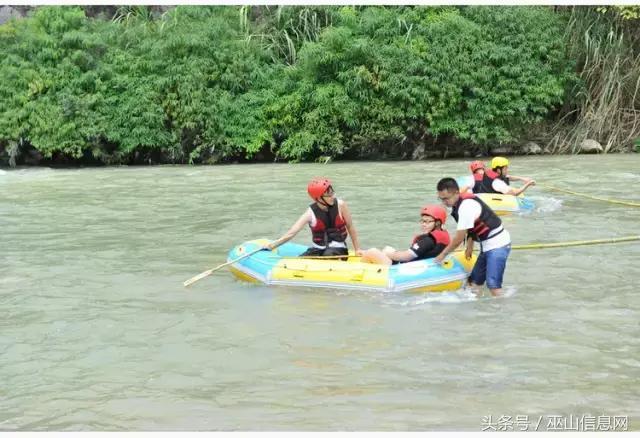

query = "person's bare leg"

[361,248,393,265]
[467,280,483,296]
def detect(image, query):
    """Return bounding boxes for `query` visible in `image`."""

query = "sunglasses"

[322,187,335,197]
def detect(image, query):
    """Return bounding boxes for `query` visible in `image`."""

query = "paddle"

[183,247,264,287]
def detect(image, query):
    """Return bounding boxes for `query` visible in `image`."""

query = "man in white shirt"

[434,177,511,297]
[476,156,536,196]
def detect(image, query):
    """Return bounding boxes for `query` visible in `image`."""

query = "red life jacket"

[475,169,510,194]
[309,201,348,248]
[410,229,451,259]
[451,193,503,242]
[471,172,484,193]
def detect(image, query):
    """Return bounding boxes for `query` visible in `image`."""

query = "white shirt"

[492,179,510,194]
[456,198,511,252]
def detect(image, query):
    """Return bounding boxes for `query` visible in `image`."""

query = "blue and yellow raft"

[227,239,477,293]
[456,175,535,215]
[476,192,534,216]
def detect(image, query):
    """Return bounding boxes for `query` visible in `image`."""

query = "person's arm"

[506,180,535,196]
[465,236,474,260]
[434,230,467,264]
[394,235,437,262]
[508,174,533,184]
[434,199,479,264]
[340,200,361,253]
[493,179,535,196]
[266,210,311,250]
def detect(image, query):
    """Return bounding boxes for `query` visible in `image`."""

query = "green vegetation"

[0,6,637,166]
[547,6,640,153]
[0,6,276,165]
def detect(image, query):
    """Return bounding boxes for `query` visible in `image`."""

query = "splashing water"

[529,195,563,213]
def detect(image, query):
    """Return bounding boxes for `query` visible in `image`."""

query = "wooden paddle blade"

[183,269,213,287]
[183,247,266,288]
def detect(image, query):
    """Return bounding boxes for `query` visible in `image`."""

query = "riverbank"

[0,137,634,168]
[2,6,639,168]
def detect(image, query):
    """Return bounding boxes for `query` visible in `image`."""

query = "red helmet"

[420,205,447,225]
[469,160,485,173]
[307,178,332,199]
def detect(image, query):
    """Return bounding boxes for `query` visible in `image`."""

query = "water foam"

[380,284,518,307]
[529,195,563,213]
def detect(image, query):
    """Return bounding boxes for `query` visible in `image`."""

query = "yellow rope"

[512,235,640,250]
[538,183,640,208]
[271,236,640,259]
[270,237,638,273]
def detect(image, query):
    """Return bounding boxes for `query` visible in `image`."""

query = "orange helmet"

[307,178,332,199]
[469,160,485,173]
[420,205,447,225]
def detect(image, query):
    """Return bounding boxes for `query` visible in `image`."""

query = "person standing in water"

[434,177,511,297]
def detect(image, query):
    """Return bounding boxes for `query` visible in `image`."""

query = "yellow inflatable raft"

[227,239,477,293]
[457,175,535,215]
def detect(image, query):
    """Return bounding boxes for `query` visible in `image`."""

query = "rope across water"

[538,183,640,208]
[272,235,640,259]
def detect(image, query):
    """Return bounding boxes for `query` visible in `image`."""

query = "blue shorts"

[469,244,511,289]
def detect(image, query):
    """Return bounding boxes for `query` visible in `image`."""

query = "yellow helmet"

[491,156,509,169]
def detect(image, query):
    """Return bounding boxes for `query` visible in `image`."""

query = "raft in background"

[456,175,535,215]
[226,239,476,293]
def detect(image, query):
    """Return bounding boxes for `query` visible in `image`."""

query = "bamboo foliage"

[245,6,334,65]
[547,6,640,153]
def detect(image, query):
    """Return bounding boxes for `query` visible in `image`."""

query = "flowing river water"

[1,154,639,431]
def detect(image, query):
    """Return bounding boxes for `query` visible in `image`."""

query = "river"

[1,154,639,430]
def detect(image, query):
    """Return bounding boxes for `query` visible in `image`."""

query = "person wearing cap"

[434,177,511,297]
[264,178,361,257]
[360,205,450,265]
[474,156,536,196]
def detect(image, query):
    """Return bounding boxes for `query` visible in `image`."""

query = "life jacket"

[475,169,510,194]
[411,229,451,259]
[309,201,348,248]
[471,172,484,193]
[451,193,503,242]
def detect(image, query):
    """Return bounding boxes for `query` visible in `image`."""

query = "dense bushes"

[268,6,571,160]
[0,6,577,166]
[0,6,275,165]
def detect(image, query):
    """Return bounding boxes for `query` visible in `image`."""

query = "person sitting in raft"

[360,205,450,265]
[460,160,486,194]
[263,178,361,258]
[473,156,536,196]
